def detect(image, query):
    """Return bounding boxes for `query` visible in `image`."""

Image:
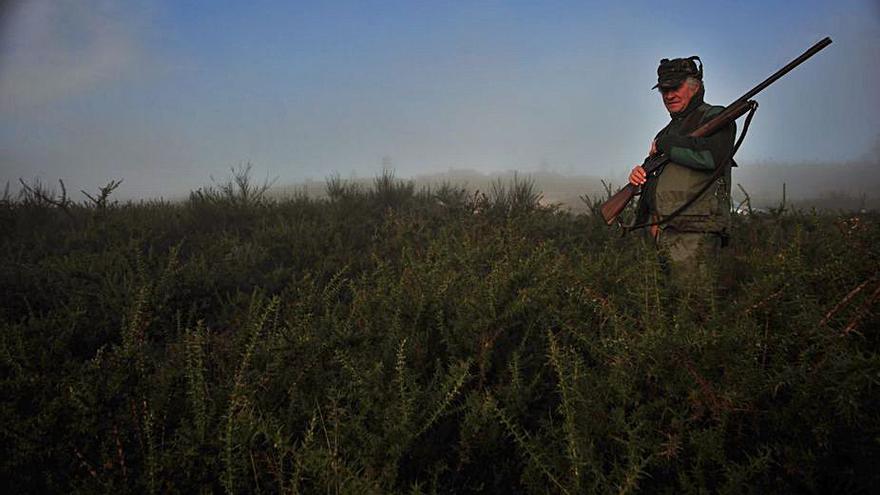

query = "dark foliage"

[1,172,878,493]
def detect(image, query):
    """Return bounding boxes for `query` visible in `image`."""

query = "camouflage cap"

[653,56,703,90]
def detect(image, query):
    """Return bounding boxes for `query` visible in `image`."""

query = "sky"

[1,0,878,199]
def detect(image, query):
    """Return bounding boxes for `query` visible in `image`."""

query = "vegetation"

[1,170,878,493]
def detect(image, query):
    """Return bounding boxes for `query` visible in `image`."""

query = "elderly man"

[628,56,736,279]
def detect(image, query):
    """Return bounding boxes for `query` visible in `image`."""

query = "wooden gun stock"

[599,183,637,225]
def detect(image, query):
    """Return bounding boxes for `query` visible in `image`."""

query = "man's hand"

[629,166,647,186]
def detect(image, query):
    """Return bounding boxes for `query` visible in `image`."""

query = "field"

[1,171,878,493]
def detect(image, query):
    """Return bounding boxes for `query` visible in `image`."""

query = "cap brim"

[652,79,684,90]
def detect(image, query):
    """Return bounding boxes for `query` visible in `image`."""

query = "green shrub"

[0,175,877,493]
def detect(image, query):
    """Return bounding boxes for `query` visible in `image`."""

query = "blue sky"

[1,0,877,198]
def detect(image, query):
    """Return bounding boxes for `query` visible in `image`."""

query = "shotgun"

[599,36,832,226]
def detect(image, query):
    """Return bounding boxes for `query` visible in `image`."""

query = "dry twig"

[74,448,99,479]
[745,287,785,315]
[819,275,877,327]
[843,284,880,336]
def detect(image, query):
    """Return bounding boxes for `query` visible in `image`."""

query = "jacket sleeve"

[655,112,736,171]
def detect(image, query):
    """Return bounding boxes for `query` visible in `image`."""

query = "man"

[628,56,736,280]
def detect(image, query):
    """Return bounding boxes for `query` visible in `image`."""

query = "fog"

[1,1,878,201]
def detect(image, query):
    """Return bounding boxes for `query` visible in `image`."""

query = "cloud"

[0,0,147,110]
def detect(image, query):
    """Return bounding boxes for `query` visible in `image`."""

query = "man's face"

[661,81,699,114]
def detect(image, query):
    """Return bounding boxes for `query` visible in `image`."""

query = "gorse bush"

[190,163,278,208]
[0,172,878,493]
[488,172,544,215]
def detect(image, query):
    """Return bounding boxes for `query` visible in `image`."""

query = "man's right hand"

[629,166,647,186]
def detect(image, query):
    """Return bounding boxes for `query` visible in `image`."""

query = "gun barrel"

[738,37,832,104]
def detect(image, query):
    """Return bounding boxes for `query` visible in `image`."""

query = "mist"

[2,1,878,201]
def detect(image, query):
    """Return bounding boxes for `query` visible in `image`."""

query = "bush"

[0,175,878,493]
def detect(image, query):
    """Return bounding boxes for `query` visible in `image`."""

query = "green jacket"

[636,91,736,233]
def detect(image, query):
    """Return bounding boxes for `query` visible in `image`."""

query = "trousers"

[655,227,725,290]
